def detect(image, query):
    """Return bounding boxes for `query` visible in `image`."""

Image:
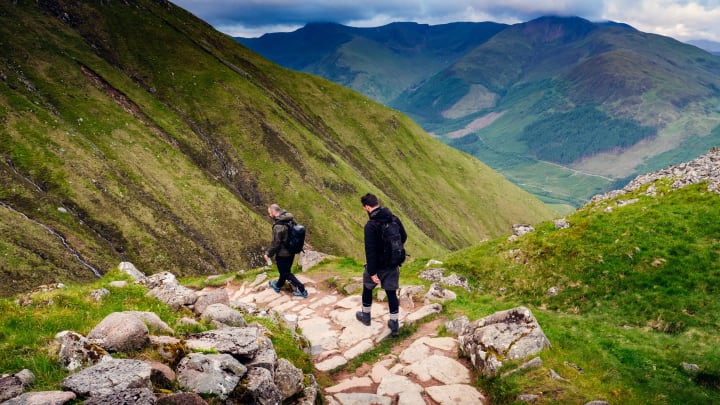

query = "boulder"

[0,375,23,403]
[87,312,150,352]
[176,353,246,400]
[233,367,281,405]
[118,262,145,281]
[55,331,111,372]
[62,358,152,397]
[274,358,304,401]
[200,303,247,327]
[193,288,229,315]
[184,327,260,361]
[458,306,551,377]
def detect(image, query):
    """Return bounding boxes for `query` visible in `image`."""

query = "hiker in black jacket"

[356,193,407,336]
[264,204,308,298]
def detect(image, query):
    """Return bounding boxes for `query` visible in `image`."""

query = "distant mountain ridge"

[237,17,720,210]
[237,22,507,103]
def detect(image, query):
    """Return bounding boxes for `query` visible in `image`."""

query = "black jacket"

[364,207,407,276]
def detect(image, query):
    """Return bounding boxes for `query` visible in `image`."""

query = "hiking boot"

[268,280,280,293]
[388,319,399,337]
[293,289,308,298]
[355,311,371,326]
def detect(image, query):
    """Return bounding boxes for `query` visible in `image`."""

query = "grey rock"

[140,272,197,310]
[554,218,570,229]
[108,280,128,288]
[424,282,457,303]
[176,353,246,401]
[55,331,111,372]
[445,316,469,336]
[513,224,535,236]
[193,288,229,315]
[274,358,304,401]
[87,312,150,352]
[200,303,247,327]
[458,306,551,377]
[0,375,23,403]
[184,327,260,360]
[12,370,34,387]
[90,288,110,302]
[246,336,277,374]
[233,367,281,405]
[2,390,76,405]
[118,262,145,281]
[82,388,156,404]
[126,311,174,334]
[517,393,540,403]
[62,358,152,397]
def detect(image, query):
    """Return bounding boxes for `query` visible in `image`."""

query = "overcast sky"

[172,0,720,43]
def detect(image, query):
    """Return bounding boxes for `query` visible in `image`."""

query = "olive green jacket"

[266,211,294,258]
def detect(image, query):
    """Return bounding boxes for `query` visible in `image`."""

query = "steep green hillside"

[441,176,720,403]
[237,22,507,103]
[0,1,555,296]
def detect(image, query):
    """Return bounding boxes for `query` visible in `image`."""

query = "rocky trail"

[219,271,487,404]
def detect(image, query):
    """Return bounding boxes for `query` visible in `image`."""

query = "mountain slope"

[237,21,507,103]
[0,1,555,296]
[239,17,720,210]
[397,17,720,207]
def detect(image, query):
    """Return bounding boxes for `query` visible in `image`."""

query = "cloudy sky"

[172,0,720,43]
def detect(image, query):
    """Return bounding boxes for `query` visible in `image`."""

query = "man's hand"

[371,274,380,284]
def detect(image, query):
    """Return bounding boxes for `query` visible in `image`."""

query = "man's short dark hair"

[361,193,379,207]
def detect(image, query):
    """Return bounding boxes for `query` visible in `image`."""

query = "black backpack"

[380,217,406,268]
[283,220,306,254]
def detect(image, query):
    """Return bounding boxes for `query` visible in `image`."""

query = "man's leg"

[276,256,294,288]
[356,268,375,325]
[386,289,399,336]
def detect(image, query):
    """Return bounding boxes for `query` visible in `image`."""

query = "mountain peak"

[515,15,598,43]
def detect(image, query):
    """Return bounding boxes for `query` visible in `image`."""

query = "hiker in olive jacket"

[264,204,308,298]
[356,193,407,336]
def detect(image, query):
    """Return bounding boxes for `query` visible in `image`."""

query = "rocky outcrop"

[3,263,320,405]
[457,306,551,377]
[590,148,720,204]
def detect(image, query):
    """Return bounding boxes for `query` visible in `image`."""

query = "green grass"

[433,181,720,403]
[0,270,185,389]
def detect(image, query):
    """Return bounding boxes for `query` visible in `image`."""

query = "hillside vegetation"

[0,1,555,296]
[438,174,720,403]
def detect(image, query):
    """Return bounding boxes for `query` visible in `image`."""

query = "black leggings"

[276,255,306,293]
[362,287,399,314]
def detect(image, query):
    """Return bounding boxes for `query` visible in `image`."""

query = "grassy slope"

[0,1,556,296]
[440,181,720,403]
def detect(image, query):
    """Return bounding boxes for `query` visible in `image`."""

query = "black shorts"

[363,266,399,291]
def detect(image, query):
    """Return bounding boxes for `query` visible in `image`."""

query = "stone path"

[223,272,487,405]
